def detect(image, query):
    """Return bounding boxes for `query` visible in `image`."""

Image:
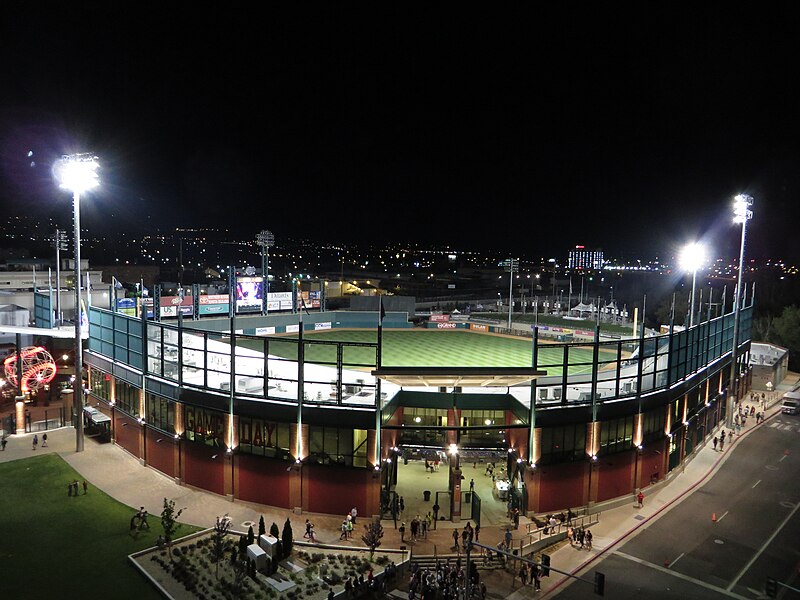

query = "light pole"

[726,194,753,429]
[54,153,99,453]
[256,230,275,316]
[501,258,518,330]
[678,242,706,327]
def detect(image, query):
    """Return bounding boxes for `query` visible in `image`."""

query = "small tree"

[160,498,185,561]
[281,518,294,559]
[210,514,232,579]
[247,525,255,546]
[270,521,280,539]
[258,515,266,537]
[231,547,250,594]
[361,519,384,560]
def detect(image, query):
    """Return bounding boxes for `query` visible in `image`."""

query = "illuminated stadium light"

[54,152,100,454]
[679,242,707,328]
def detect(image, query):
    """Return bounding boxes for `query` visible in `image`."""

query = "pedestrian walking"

[513,507,520,530]
[519,563,528,586]
[567,526,574,546]
[713,436,718,451]
[719,436,725,451]
[139,508,150,529]
[585,529,593,550]
[577,527,585,548]
[68,482,73,496]
[32,434,38,450]
[421,517,427,538]
[452,529,460,551]
[350,506,358,525]
[308,523,317,543]
[340,520,348,540]
[637,490,644,508]
[304,519,312,538]
[399,496,405,513]
[1,437,7,451]
[42,433,48,447]
[347,518,353,538]
[399,522,406,542]
[474,523,480,541]
[82,480,88,494]
[504,527,512,548]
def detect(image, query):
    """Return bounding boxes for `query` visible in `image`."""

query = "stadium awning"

[371,367,545,388]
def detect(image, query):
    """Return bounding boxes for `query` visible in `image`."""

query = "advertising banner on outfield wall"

[269,291,294,312]
[255,326,276,336]
[199,294,229,316]
[160,295,194,318]
[430,314,450,322]
[469,323,488,332]
[314,322,332,330]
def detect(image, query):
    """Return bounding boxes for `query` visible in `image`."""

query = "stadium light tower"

[726,193,753,429]
[678,242,706,327]
[54,153,99,453]
[501,258,519,330]
[256,230,275,316]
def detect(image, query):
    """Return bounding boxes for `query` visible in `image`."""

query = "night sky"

[1,5,799,260]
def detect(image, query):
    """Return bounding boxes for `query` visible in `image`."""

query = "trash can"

[423,490,431,501]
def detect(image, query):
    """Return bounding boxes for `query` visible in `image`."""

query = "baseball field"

[252,329,600,376]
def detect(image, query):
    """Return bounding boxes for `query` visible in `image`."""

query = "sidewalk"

[515,390,789,599]
[0,425,511,560]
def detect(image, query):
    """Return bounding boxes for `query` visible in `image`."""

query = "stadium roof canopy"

[371,367,545,388]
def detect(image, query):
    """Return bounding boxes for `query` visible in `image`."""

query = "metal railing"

[517,511,600,556]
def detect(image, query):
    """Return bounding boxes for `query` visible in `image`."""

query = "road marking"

[752,480,761,489]
[614,551,749,599]
[717,510,729,522]
[669,552,685,568]
[727,500,800,591]
[770,422,780,428]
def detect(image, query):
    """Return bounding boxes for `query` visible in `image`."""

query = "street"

[554,414,800,599]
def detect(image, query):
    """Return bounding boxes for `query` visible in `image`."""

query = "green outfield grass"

[251,329,600,376]
[0,454,201,600]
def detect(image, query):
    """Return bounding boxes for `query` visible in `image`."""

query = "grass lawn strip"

[0,453,201,600]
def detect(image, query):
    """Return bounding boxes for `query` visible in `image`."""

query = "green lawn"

[247,329,599,376]
[0,454,201,600]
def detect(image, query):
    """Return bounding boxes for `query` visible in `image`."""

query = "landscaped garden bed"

[131,519,408,600]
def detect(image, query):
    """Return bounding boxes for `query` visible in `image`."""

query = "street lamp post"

[256,230,275,316]
[726,194,753,429]
[54,153,99,453]
[678,242,706,328]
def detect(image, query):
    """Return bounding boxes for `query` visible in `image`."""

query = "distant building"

[568,245,603,271]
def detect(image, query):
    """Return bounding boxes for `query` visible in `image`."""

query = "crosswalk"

[768,419,800,432]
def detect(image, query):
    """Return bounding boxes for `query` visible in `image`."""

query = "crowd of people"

[566,525,592,550]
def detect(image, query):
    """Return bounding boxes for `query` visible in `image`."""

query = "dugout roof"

[371,366,545,388]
